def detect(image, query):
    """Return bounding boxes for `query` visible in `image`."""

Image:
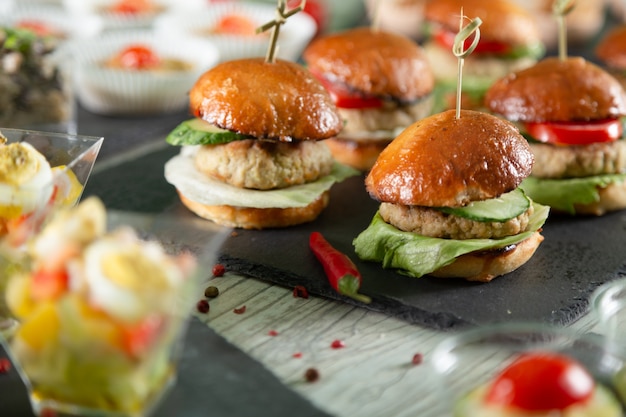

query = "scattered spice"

[212,263,226,277]
[292,352,303,358]
[330,339,345,349]
[309,232,371,303]
[304,367,320,382]
[230,231,239,237]
[293,285,309,299]
[204,286,219,298]
[412,353,424,366]
[233,305,247,314]
[268,330,279,336]
[0,357,11,373]
[196,299,210,314]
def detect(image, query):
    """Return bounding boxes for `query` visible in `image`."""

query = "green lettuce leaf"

[352,202,549,278]
[164,151,360,208]
[520,174,626,215]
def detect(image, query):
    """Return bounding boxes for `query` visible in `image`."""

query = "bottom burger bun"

[324,138,391,172]
[177,191,330,230]
[429,231,544,282]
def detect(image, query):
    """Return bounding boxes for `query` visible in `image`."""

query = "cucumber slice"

[165,118,251,146]
[436,188,531,222]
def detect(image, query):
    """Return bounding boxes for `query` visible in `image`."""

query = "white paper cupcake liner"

[70,30,219,115]
[154,2,317,62]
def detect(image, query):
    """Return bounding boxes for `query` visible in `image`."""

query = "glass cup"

[591,278,626,356]
[0,128,103,251]
[428,322,626,416]
[0,201,230,417]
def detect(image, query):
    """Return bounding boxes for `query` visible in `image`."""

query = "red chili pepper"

[309,231,371,304]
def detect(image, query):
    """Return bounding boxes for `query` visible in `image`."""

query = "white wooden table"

[194,272,601,417]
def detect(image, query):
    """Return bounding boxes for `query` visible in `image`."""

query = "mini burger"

[595,25,626,89]
[485,57,626,216]
[353,109,549,282]
[302,27,435,171]
[164,57,357,229]
[422,0,544,112]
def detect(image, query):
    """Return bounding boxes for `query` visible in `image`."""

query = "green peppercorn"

[204,286,219,298]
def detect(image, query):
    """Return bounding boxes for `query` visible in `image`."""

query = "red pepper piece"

[309,232,371,304]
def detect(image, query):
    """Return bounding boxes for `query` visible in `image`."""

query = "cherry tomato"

[115,45,160,70]
[110,0,153,14]
[288,0,327,36]
[485,351,594,411]
[525,118,622,146]
[213,14,258,36]
[434,29,510,55]
[309,69,383,109]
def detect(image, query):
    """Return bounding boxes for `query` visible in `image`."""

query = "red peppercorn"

[196,299,210,314]
[0,357,11,373]
[330,339,345,349]
[212,264,226,277]
[304,367,320,382]
[412,353,424,366]
[268,330,279,336]
[293,285,309,299]
[233,305,246,314]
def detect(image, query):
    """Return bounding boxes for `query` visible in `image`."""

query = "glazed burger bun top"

[596,26,626,69]
[486,57,626,122]
[365,109,533,207]
[189,58,343,142]
[424,0,540,47]
[302,27,434,102]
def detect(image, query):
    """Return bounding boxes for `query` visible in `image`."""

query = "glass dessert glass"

[0,198,230,417]
[428,322,626,416]
[591,278,626,356]
[0,127,103,253]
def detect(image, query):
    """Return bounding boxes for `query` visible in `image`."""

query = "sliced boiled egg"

[0,142,54,220]
[81,229,187,323]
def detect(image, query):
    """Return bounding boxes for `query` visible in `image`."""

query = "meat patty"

[530,139,626,178]
[379,201,534,239]
[195,139,334,190]
[338,96,433,139]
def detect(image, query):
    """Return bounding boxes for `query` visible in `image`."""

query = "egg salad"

[0,139,83,246]
[3,197,197,414]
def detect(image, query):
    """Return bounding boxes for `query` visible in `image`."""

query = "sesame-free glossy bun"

[423,0,539,47]
[177,191,330,230]
[302,27,434,102]
[596,25,626,69]
[430,231,544,282]
[189,58,343,142]
[365,109,533,207]
[486,57,626,122]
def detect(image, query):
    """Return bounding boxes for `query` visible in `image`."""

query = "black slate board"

[86,145,626,331]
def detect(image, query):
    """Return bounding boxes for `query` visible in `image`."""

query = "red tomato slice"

[213,14,258,36]
[309,69,383,109]
[485,352,594,411]
[122,315,165,357]
[30,268,70,301]
[16,20,56,37]
[433,29,510,55]
[525,119,622,145]
[115,44,160,70]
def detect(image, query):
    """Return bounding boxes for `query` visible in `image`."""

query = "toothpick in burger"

[163,1,358,229]
[422,0,544,112]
